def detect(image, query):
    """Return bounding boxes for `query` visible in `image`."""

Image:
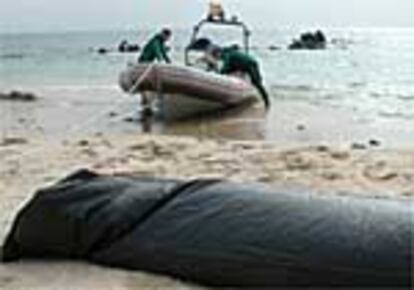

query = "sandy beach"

[1,128,413,289]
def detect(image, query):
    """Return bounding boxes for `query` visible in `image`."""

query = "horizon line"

[1,25,414,36]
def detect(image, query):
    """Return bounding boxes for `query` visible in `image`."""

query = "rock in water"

[0,91,37,102]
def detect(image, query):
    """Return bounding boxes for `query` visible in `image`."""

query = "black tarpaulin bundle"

[2,170,413,287]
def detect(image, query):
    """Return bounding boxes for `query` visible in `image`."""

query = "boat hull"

[119,64,259,119]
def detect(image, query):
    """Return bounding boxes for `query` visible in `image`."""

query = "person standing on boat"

[211,46,270,109]
[138,28,172,63]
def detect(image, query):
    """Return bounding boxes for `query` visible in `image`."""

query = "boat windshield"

[185,19,251,68]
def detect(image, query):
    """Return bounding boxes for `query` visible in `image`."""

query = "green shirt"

[220,48,257,74]
[138,34,171,63]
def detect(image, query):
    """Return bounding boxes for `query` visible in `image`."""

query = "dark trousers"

[246,64,270,109]
[224,62,270,109]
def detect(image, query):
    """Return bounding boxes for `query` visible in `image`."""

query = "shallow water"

[0,28,413,145]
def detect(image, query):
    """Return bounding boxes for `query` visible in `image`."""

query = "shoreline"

[1,86,413,149]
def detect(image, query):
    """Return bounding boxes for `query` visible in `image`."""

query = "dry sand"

[1,133,413,289]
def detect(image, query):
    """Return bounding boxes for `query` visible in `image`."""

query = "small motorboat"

[119,9,261,120]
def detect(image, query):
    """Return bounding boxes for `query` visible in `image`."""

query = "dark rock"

[97,48,109,54]
[0,137,28,146]
[0,91,38,102]
[0,53,25,59]
[126,44,140,52]
[268,45,281,51]
[289,30,327,50]
[297,124,306,131]
[118,40,140,53]
[118,40,128,52]
[108,111,118,118]
[78,140,90,147]
[369,139,381,147]
[314,30,327,43]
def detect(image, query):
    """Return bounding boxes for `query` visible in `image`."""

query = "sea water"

[1,27,413,139]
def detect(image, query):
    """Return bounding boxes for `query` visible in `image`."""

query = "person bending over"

[138,28,172,63]
[211,46,270,109]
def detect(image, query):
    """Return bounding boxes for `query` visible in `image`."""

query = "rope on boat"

[127,63,155,95]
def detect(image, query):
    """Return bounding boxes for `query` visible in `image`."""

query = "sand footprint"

[363,161,398,181]
[282,152,314,170]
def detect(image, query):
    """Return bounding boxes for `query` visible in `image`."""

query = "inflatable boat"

[2,170,413,288]
[119,17,260,120]
[119,63,259,119]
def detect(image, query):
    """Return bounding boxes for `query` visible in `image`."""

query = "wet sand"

[1,88,414,289]
[1,86,413,147]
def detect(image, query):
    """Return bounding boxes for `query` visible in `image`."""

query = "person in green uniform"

[138,28,172,63]
[137,28,172,116]
[211,46,270,109]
